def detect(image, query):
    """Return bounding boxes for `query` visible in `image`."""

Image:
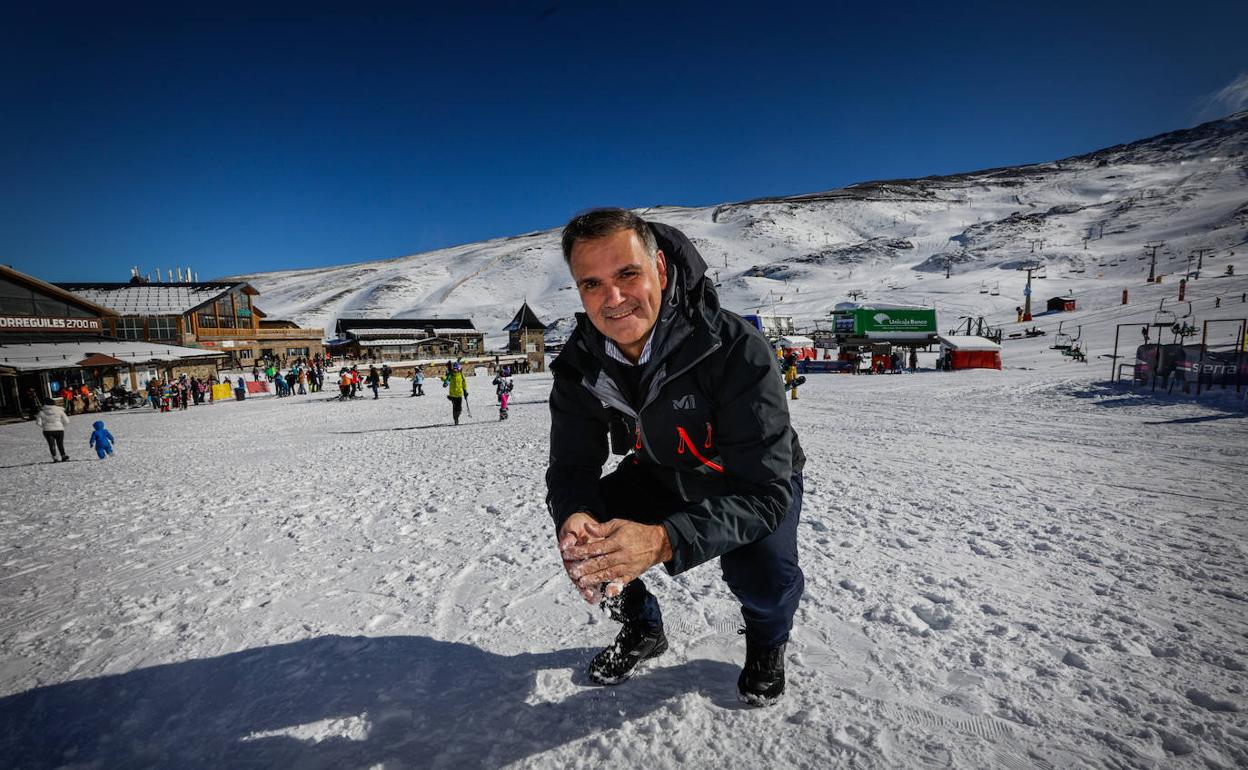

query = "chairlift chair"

[978,281,988,294]
[990,281,1000,296]
[1051,321,1072,351]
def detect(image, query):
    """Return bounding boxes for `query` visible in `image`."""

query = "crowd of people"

[22,351,526,465]
[143,375,216,411]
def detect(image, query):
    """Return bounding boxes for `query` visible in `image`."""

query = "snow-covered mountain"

[227,112,1248,346]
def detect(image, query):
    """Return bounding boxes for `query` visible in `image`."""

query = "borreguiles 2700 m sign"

[0,315,104,332]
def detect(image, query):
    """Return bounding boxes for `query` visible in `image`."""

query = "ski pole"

[464,394,472,419]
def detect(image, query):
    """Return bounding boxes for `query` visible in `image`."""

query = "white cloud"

[1198,72,1248,120]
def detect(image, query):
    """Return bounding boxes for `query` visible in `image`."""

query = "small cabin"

[1046,296,1077,313]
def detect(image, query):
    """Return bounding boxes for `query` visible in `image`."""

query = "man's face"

[568,229,669,361]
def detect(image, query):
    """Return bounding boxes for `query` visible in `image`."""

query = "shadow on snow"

[0,634,737,768]
[1069,381,1248,415]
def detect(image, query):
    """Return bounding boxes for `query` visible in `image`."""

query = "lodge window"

[116,318,144,340]
[216,297,235,328]
[150,317,177,340]
[198,312,217,328]
[286,347,309,357]
[237,350,252,361]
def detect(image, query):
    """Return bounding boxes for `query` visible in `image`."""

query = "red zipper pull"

[704,422,713,448]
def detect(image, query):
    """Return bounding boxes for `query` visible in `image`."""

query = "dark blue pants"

[596,464,804,648]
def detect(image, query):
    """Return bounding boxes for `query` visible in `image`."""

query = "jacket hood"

[649,221,709,305]
[93,420,105,429]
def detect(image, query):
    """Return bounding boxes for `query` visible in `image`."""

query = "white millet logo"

[672,395,696,410]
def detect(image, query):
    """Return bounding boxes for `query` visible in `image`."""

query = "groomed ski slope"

[1,346,1245,767]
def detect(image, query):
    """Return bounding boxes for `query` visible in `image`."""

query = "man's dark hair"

[560,208,658,264]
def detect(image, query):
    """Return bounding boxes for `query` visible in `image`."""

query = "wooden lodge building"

[0,266,226,417]
[329,317,485,362]
[56,275,324,368]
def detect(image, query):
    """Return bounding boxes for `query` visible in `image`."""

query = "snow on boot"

[738,639,786,706]
[587,622,668,685]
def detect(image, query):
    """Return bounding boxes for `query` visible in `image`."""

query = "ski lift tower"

[1016,262,1042,322]
[1144,241,1164,283]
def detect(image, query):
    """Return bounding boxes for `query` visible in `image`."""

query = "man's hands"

[558,512,602,602]
[558,513,672,604]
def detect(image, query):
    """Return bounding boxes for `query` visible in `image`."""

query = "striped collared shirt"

[604,333,654,366]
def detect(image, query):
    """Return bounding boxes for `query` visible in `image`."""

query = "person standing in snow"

[338,369,352,400]
[367,365,381,399]
[20,386,39,420]
[89,420,115,459]
[410,367,425,397]
[381,364,392,389]
[35,396,71,462]
[442,361,468,425]
[492,366,514,420]
[547,209,804,706]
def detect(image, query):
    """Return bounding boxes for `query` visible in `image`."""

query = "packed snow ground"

[1,355,1245,767]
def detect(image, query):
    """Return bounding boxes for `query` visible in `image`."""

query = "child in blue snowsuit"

[89,420,115,459]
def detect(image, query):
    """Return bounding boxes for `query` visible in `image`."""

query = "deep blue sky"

[3,1,1246,282]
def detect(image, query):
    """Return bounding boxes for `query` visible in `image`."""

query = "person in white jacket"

[34,397,70,462]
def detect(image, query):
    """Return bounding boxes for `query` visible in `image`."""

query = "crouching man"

[546,208,805,705]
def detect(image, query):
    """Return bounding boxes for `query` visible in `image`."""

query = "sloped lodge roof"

[503,301,548,331]
[334,317,477,335]
[55,282,255,316]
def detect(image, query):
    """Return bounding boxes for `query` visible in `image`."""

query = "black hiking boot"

[587,622,668,685]
[738,638,786,706]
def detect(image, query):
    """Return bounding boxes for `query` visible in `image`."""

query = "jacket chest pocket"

[673,418,723,473]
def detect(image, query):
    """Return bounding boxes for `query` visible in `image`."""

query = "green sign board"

[834,307,937,339]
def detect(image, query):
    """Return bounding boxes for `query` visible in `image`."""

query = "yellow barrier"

[211,384,233,401]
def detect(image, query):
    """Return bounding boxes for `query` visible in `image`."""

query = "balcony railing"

[196,326,325,340]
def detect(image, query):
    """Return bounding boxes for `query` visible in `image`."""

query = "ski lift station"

[742,313,797,344]
[829,303,939,349]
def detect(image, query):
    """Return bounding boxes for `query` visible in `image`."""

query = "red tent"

[939,335,1002,370]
